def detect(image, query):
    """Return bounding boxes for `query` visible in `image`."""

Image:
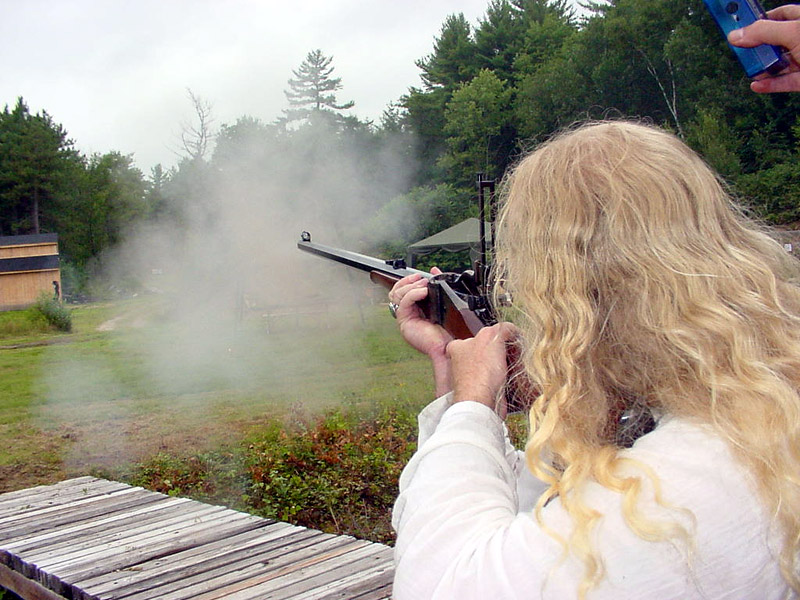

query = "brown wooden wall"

[0,235,61,311]
[0,241,58,259]
[0,270,61,310]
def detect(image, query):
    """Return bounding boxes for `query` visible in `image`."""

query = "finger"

[751,71,800,92]
[431,266,443,275]
[399,284,430,308]
[390,273,423,295]
[444,338,467,360]
[729,19,800,50]
[389,275,426,303]
[766,5,800,21]
[475,322,518,345]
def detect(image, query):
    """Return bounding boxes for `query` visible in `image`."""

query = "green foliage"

[416,14,478,91]
[0,97,83,236]
[0,295,72,337]
[242,402,418,543]
[686,107,742,180]
[737,161,800,225]
[31,293,72,332]
[442,69,514,184]
[282,50,355,127]
[59,260,89,299]
[127,400,420,545]
[130,450,248,505]
[365,184,472,255]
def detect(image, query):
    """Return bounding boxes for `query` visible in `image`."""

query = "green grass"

[0,297,436,510]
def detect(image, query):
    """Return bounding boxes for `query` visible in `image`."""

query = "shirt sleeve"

[413,394,548,512]
[391,401,788,600]
[392,400,565,600]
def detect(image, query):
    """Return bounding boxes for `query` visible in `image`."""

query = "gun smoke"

[36,118,421,474]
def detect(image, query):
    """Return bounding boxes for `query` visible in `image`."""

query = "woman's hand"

[728,4,800,93]
[446,322,518,419]
[389,268,454,396]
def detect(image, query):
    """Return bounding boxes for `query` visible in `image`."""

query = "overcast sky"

[1,1,590,174]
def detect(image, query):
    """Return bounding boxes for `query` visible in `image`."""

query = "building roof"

[407,218,492,255]
[0,233,58,248]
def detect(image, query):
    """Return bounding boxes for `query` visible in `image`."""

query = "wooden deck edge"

[0,562,67,600]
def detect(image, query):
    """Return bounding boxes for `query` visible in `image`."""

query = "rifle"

[296,231,530,412]
[296,231,495,340]
[297,176,532,412]
[298,174,499,341]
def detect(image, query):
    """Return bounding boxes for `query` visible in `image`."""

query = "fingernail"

[728,29,743,44]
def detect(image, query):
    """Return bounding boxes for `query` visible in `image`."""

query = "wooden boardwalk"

[0,477,394,600]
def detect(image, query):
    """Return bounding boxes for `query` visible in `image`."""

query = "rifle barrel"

[297,239,430,281]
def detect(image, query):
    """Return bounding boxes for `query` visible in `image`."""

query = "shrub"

[242,403,418,544]
[127,401,420,545]
[32,293,72,332]
[129,450,248,508]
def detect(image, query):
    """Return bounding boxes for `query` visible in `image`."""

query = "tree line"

[2,0,799,296]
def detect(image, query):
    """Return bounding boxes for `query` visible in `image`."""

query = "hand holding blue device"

[703,0,790,77]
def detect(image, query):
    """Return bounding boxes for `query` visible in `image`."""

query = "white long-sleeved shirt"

[392,394,790,599]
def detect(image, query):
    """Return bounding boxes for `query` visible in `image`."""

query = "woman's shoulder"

[568,417,787,598]
[622,415,763,517]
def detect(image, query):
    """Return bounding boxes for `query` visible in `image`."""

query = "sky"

[0,0,584,174]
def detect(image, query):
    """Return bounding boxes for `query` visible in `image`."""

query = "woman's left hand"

[446,322,518,419]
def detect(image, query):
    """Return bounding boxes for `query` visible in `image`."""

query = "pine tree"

[282,50,354,126]
[0,98,81,235]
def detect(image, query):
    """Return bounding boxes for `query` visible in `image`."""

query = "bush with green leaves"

[242,404,418,544]
[32,293,72,332]
[129,401,420,545]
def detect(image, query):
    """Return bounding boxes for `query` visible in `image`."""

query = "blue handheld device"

[703,0,789,78]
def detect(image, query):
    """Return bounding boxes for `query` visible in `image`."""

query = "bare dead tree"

[638,50,684,139]
[180,89,215,160]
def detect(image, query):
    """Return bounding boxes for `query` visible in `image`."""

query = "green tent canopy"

[407,218,493,267]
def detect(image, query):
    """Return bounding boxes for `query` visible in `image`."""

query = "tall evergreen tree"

[415,14,479,92]
[282,50,355,126]
[0,98,81,235]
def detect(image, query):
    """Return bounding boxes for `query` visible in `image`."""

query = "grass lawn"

[0,295,436,495]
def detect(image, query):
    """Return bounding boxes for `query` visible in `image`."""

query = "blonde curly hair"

[493,120,800,595]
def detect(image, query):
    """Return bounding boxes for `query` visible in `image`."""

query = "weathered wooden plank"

[0,562,67,600]
[0,477,122,506]
[40,506,245,577]
[349,583,393,600]
[142,535,366,600]
[72,521,293,597]
[0,478,127,516]
[106,528,329,600]
[10,501,223,580]
[293,553,394,600]
[0,477,96,504]
[47,512,270,598]
[0,479,396,600]
[0,489,171,543]
[191,538,374,600]
[0,485,147,534]
[225,543,391,600]
[1,495,191,554]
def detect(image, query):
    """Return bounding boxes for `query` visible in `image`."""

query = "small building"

[0,233,61,311]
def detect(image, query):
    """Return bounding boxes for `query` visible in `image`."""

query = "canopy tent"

[407,218,492,267]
